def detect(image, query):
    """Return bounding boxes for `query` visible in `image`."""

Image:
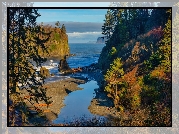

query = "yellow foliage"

[150,66,166,80]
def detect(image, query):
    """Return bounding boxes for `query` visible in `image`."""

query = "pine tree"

[104,58,124,108]
[102,9,115,40]
[55,21,60,27]
[61,24,66,33]
[8,8,52,126]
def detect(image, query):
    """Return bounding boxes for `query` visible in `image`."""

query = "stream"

[52,80,104,124]
[44,43,106,124]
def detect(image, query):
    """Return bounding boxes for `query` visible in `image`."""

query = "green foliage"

[54,32,61,41]
[104,58,124,83]
[144,51,162,70]
[50,44,57,51]
[37,23,69,58]
[55,21,60,27]
[104,58,126,110]
[61,24,66,33]
[108,47,117,59]
[159,9,171,73]
[8,8,52,126]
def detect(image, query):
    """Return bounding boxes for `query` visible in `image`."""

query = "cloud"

[42,21,103,33]
[39,21,105,43]
[67,32,103,43]
[67,32,102,37]
[63,22,103,33]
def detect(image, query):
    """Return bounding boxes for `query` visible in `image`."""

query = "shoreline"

[21,76,88,125]
[42,77,88,121]
[21,64,123,126]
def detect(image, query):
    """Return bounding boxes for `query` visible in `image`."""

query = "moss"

[49,44,56,51]
[54,32,61,41]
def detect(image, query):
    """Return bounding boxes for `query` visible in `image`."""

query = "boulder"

[40,67,50,78]
[58,56,73,74]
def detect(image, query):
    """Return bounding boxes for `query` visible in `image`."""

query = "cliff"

[38,25,70,58]
[96,37,107,44]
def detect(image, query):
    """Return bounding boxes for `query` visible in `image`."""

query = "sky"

[31,2,160,133]
[36,9,108,43]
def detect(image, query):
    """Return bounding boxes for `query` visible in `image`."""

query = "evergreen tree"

[61,24,66,33]
[55,20,60,27]
[8,8,52,126]
[102,9,115,40]
[104,58,125,108]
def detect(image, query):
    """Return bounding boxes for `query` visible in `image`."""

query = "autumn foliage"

[100,8,171,126]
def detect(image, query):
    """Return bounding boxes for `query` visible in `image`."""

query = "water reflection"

[53,80,103,124]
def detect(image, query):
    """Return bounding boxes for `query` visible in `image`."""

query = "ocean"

[67,43,105,68]
[32,43,105,84]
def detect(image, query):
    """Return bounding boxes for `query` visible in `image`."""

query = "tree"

[8,8,52,126]
[55,20,60,27]
[104,58,125,109]
[61,24,66,33]
[102,9,115,40]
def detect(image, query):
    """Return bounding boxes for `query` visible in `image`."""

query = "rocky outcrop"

[96,37,107,44]
[38,25,70,58]
[58,56,73,74]
[40,67,50,78]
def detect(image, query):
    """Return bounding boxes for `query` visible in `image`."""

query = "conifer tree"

[61,24,66,33]
[102,9,115,40]
[104,58,124,107]
[55,21,60,27]
[8,8,52,126]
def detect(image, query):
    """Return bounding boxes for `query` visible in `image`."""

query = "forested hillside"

[97,8,172,126]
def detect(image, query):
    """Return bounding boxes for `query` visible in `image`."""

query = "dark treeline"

[99,8,170,71]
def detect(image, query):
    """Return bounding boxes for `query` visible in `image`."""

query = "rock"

[58,55,73,74]
[69,54,76,57]
[96,37,107,44]
[40,67,50,78]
